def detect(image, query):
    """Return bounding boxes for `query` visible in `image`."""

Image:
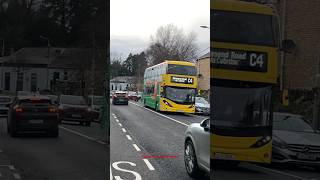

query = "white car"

[195,97,210,115]
[0,95,12,116]
[184,118,210,178]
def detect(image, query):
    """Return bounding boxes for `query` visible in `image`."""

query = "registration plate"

[214,153,235,160]
[297,153,317,160]
[29,119,43,124]
[72,114,82,118]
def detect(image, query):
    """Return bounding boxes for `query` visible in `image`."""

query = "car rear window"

[19,99,51,106]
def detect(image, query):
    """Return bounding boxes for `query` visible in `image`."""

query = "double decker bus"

[211,0,280,164]
[143,60,197,113]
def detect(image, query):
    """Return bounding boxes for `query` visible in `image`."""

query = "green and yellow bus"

[143,60,197,114]
[211,0,280,164]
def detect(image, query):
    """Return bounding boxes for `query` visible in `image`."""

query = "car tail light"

[48,106,57,113]
[14,105,23,112]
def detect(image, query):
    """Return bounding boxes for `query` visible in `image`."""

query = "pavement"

[110,100,210,180]
[0,118,109,180]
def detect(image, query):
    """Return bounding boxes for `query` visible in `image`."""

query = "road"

[0,118,108,180]
[110,100,210,180]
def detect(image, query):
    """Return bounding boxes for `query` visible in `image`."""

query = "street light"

[40,35,50,90]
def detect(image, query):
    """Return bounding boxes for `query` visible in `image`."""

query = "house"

[0,47,105,95]
[110,76,136,92]
[196,52,210,93]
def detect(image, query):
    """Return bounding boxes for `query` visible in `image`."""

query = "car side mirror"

[200,119,210,132]
[280,39,296,53]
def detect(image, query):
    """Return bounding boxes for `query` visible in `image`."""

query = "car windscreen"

[196,97,209,105]
[212,86,272,127]
[211,10,275,46]
[167,64,196,76]
[273,115,315,133]
[61,96,87,105]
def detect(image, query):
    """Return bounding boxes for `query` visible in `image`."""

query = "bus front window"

[164,87,195,104]
[212,86,272,127]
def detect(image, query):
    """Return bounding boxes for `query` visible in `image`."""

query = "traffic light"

[282,89,289,106]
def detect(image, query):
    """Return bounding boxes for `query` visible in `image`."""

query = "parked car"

[58,95,92,126]
[112,91,129,105]
[184,118,210,178]
[195,97,210,115]
[7,95,59,137]
[272,112,320,170]
[87,95,104,122]
[46,95,59,105]
[128,91,139,101]
[0,95,12,116]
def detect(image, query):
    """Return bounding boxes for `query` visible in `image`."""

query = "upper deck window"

[211,10,275,46]
[167,64,196,76]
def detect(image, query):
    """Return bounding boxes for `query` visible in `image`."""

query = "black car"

[58,95,92,126]
[272,112,320,170]
[112,91,129,105]
[7,95,59,137]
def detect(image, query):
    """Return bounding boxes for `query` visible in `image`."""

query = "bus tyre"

[184,140,202,178]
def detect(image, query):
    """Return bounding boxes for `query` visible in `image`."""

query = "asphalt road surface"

[110,100,210,180]
[0,118,108,180]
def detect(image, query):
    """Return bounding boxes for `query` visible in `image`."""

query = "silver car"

[184,118,210,178]
[272,112,320,170]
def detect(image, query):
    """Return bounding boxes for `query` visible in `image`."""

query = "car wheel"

[48,127,59,137]
[184,140,202,178]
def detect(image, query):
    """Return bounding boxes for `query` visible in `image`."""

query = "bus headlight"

[250,136,271,148]
[163,100,173,107]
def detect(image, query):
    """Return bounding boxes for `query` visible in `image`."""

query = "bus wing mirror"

[280,39,296,53]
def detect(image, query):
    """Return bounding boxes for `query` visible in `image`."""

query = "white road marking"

[126,135,132,141]
[243,163,310,180]
[0,149,2,153]
[110,165,113,180]
[60,126,95,140]
[133,144,141,152]
[0,172,2,177]
[121,128,127,133]
[118,123,122,127]
[129,102,189,126]
[8,165,15,170]
[13,173,21,179]
[97,140,107,145]
[115,119,119,123]
[143,159,155,171]
[112,161,142,180]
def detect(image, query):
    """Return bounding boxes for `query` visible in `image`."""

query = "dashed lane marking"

[126,135,132,141]
[129,102,189,127]
[118,123,122,127]
[13,173,21,179]
[133,144,141,152]
[121,128,127,133]
[8,165,15,170]
[97,140,107,145]
[143,159,155,171]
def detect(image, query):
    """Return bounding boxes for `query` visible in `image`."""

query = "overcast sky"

[110,0,210,61]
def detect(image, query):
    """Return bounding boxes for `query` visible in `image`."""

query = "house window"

[16,72,23,91]
[4,72,10,91]
[31,73,37,92]
[64,72,68,80]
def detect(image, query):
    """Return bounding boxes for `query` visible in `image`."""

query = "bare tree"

[146,24,198,65]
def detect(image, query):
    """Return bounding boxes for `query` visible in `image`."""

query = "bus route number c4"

[249,53,264,68]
